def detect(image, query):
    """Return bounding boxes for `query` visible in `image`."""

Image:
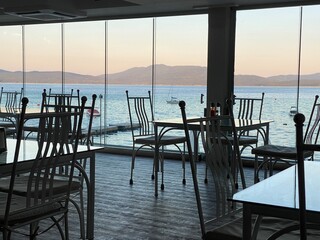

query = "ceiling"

[0,0,319,26]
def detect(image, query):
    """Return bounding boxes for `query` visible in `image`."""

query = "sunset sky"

[0,5,319,77]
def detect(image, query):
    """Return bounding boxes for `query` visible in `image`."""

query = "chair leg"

[174,143,186,185]
[30,222,39,239]
[51,216,65,240]
[3,229,9,240]
[65,212,69,240]
[129,147,137,185]
[204,157,208,184]
[151,158,155,180]
[69,197,85,239]
[79,191,85,239]
[161,147,165,190]
[254,154,259,183]
[182,147,186,185]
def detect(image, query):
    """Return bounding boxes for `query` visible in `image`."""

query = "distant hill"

[0,65,320,86]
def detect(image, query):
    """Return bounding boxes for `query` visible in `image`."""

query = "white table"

[153,117,272,196]
[0,138,102,240]
[232,161,320,239]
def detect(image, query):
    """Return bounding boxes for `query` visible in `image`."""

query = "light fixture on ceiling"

[4,7,86,21]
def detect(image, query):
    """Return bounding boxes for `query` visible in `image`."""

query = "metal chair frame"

[0,96,86,239]
[253,95,320,182]
[126,90,186,190]
[179,100,244,239]
[0,87,24,135]
[233,92,265,156]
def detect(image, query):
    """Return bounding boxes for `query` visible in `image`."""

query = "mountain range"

[0,64,320,86]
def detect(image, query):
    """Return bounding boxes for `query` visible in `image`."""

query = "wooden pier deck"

[91,123,139,135]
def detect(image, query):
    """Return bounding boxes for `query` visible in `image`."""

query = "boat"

[87,108,101,117]
[166,96,179,104]
[289,106,297,116]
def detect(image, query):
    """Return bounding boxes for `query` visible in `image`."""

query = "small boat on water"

[87,108,101,117]
[166,96,179,104]
[289,106,297,116]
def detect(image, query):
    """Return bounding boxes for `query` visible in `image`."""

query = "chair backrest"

[6,96,87,219]
[41,90,96,145]
[126,90,154,139]
[40,92,96,183]
[0,87,24,113]
[43,88,80,112]
[179,100,242,238]
[234,92,264,120]
[4,97,28,224]
[303,95,320,145]
[82,94,97,145]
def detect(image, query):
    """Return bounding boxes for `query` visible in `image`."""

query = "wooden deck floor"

[10,152,255,240]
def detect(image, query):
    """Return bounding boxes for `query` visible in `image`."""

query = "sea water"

[1,83,316,148]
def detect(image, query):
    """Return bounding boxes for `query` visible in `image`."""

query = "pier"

[90,122,139,135]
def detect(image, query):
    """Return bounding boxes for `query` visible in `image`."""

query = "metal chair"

[179,100,314,240]
[1,93,95,239]
[0,96,86,239]
[252,95,319,183]
[41,92,97,239]
[126,90,186,190]
[0,87,24,135]
[46,88,80,107]
[41,89,96,144]
[179,100,244,239]
[202,99,246,189]
[233,92,265,156]
[30,91,96,238]
[0,87,23,113]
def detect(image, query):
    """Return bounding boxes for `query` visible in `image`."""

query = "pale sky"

[0,5,319,77]
[236,5,320,77]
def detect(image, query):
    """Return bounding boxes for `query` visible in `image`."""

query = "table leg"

[87,153,95,239]
[243,204,252,240]
[154,124,159,197]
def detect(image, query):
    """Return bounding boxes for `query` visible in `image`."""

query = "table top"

[0,138,102,166]
[232,161,320,212]
[154,117,273,130]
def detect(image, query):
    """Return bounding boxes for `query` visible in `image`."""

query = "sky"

[0,5,319,77]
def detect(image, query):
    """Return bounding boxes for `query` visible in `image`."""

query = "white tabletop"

[0,138,101,165]
[154,117,272,130]
[233,161,320,212]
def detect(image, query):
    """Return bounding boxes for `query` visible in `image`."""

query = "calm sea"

[1,83,316,148]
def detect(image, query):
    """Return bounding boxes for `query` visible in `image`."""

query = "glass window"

[235,5,320,154]
[24,23,62,110]
[0,26,23,97]
[0,15,208,149]
[155,15,208,120]
[64,21,106,145]
[107,18,153,147]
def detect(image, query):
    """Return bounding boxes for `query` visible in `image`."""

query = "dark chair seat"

[238,135,258,145]
[252,95,320,183]
[135,135,186,145]
[252,144,313,159]
[0,192,64,225]
[222,135,258,146]
[0,175,81,197]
